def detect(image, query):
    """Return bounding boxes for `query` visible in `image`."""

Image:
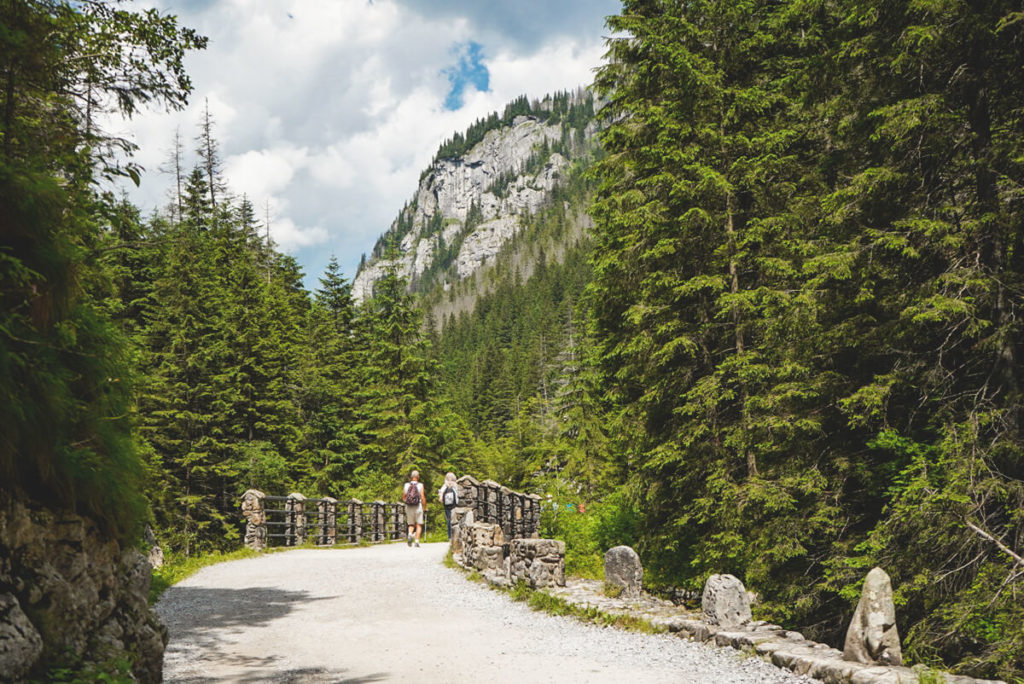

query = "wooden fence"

[240,475,542,550]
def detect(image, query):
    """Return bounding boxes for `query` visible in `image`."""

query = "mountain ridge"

[352,89,600,311]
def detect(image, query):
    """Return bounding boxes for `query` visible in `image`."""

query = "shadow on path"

[169,666,389,683]
[162,585,333,632]
[162,586,379,681]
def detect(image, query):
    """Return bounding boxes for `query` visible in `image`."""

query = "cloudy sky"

[114,0,621,288]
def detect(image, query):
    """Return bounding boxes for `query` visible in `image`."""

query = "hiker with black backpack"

[403,470,427,547]
[438,472,459,540]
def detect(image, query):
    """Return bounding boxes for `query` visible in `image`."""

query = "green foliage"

[35,658,134,684]
[586,0,1024,678]
[539,488,640,579]
[0,0,204,542]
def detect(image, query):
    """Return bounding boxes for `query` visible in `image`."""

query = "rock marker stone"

[604,545,643,598]
[843,567,902,666]
[701,573,752,629]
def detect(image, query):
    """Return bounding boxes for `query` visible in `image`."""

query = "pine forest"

[3,0,1024,680]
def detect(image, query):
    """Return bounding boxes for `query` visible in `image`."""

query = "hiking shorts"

[406,504,423,525]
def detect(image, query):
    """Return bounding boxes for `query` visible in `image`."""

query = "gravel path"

[156,543,813,683]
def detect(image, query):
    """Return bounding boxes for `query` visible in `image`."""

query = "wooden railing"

[242,492,407,549]
[240,475,542,550]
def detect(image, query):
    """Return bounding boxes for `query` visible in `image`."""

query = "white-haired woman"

[438,472,459,540]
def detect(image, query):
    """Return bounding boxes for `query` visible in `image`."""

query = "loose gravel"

[156,542,814,683]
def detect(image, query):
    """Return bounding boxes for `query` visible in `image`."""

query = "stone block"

[814,659,870,684]
[754,639,796,658]
[702,574,752,629]
[850,666,918,684]
[604,546,643,599]
[714,631,751,649]
[771,644,819,670]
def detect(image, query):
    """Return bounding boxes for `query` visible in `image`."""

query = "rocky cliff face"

[353,92,598,303]
[0,491,166,682]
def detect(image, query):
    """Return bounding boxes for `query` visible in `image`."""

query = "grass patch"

[149,548,269,604]
[602,581,624,598]
[34,657,134,683]
[505,580,664,634]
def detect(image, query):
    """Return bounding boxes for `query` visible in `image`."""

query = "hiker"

[438,472,459,539]
[403,470,426,547]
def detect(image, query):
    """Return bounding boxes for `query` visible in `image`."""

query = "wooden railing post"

[371,501,385,541]
[391,503,402,540]
[241,489,267,550]
[286,493,306,546]
[481,480,500,524]
[499,485,512,540]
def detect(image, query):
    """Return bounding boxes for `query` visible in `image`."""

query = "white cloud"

[117,0,619,286]
[271,216,330,251]
[224,146,309,199]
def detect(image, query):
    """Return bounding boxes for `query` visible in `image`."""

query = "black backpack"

[442,485,456,506]
[404,482,421,505]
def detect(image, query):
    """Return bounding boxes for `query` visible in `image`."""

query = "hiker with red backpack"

[403,470,427,547]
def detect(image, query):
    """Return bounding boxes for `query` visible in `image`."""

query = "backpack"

[404,482,421,506]
[442,485,456,506]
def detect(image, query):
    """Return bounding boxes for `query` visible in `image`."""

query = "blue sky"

[116,0,621,289]
[445,42,489,110]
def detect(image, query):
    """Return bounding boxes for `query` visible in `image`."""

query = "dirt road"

[156,543,811,683]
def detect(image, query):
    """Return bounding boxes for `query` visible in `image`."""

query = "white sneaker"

[414,540,420,547]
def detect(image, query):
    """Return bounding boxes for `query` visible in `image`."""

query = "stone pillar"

[317,497,337,546]
[526,494,541,537]
[449,507,474,553]
[457,475,480,519]
[241,489,267,550]
[347,498,362,543]
[843,567,902,666]
[286,493,306,546]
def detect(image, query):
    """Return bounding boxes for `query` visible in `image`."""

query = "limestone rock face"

[702,574,753,629]
[604,546,643,598]
[843,567,902,666]
[0,490,167,682]
[352,104,592,303]
[0,592,43,680]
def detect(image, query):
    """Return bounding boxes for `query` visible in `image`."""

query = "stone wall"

[453,517,566,589]
[509,539,565,589]
[0,490,165,683]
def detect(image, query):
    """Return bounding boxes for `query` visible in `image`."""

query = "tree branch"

[964,518,1024,570]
